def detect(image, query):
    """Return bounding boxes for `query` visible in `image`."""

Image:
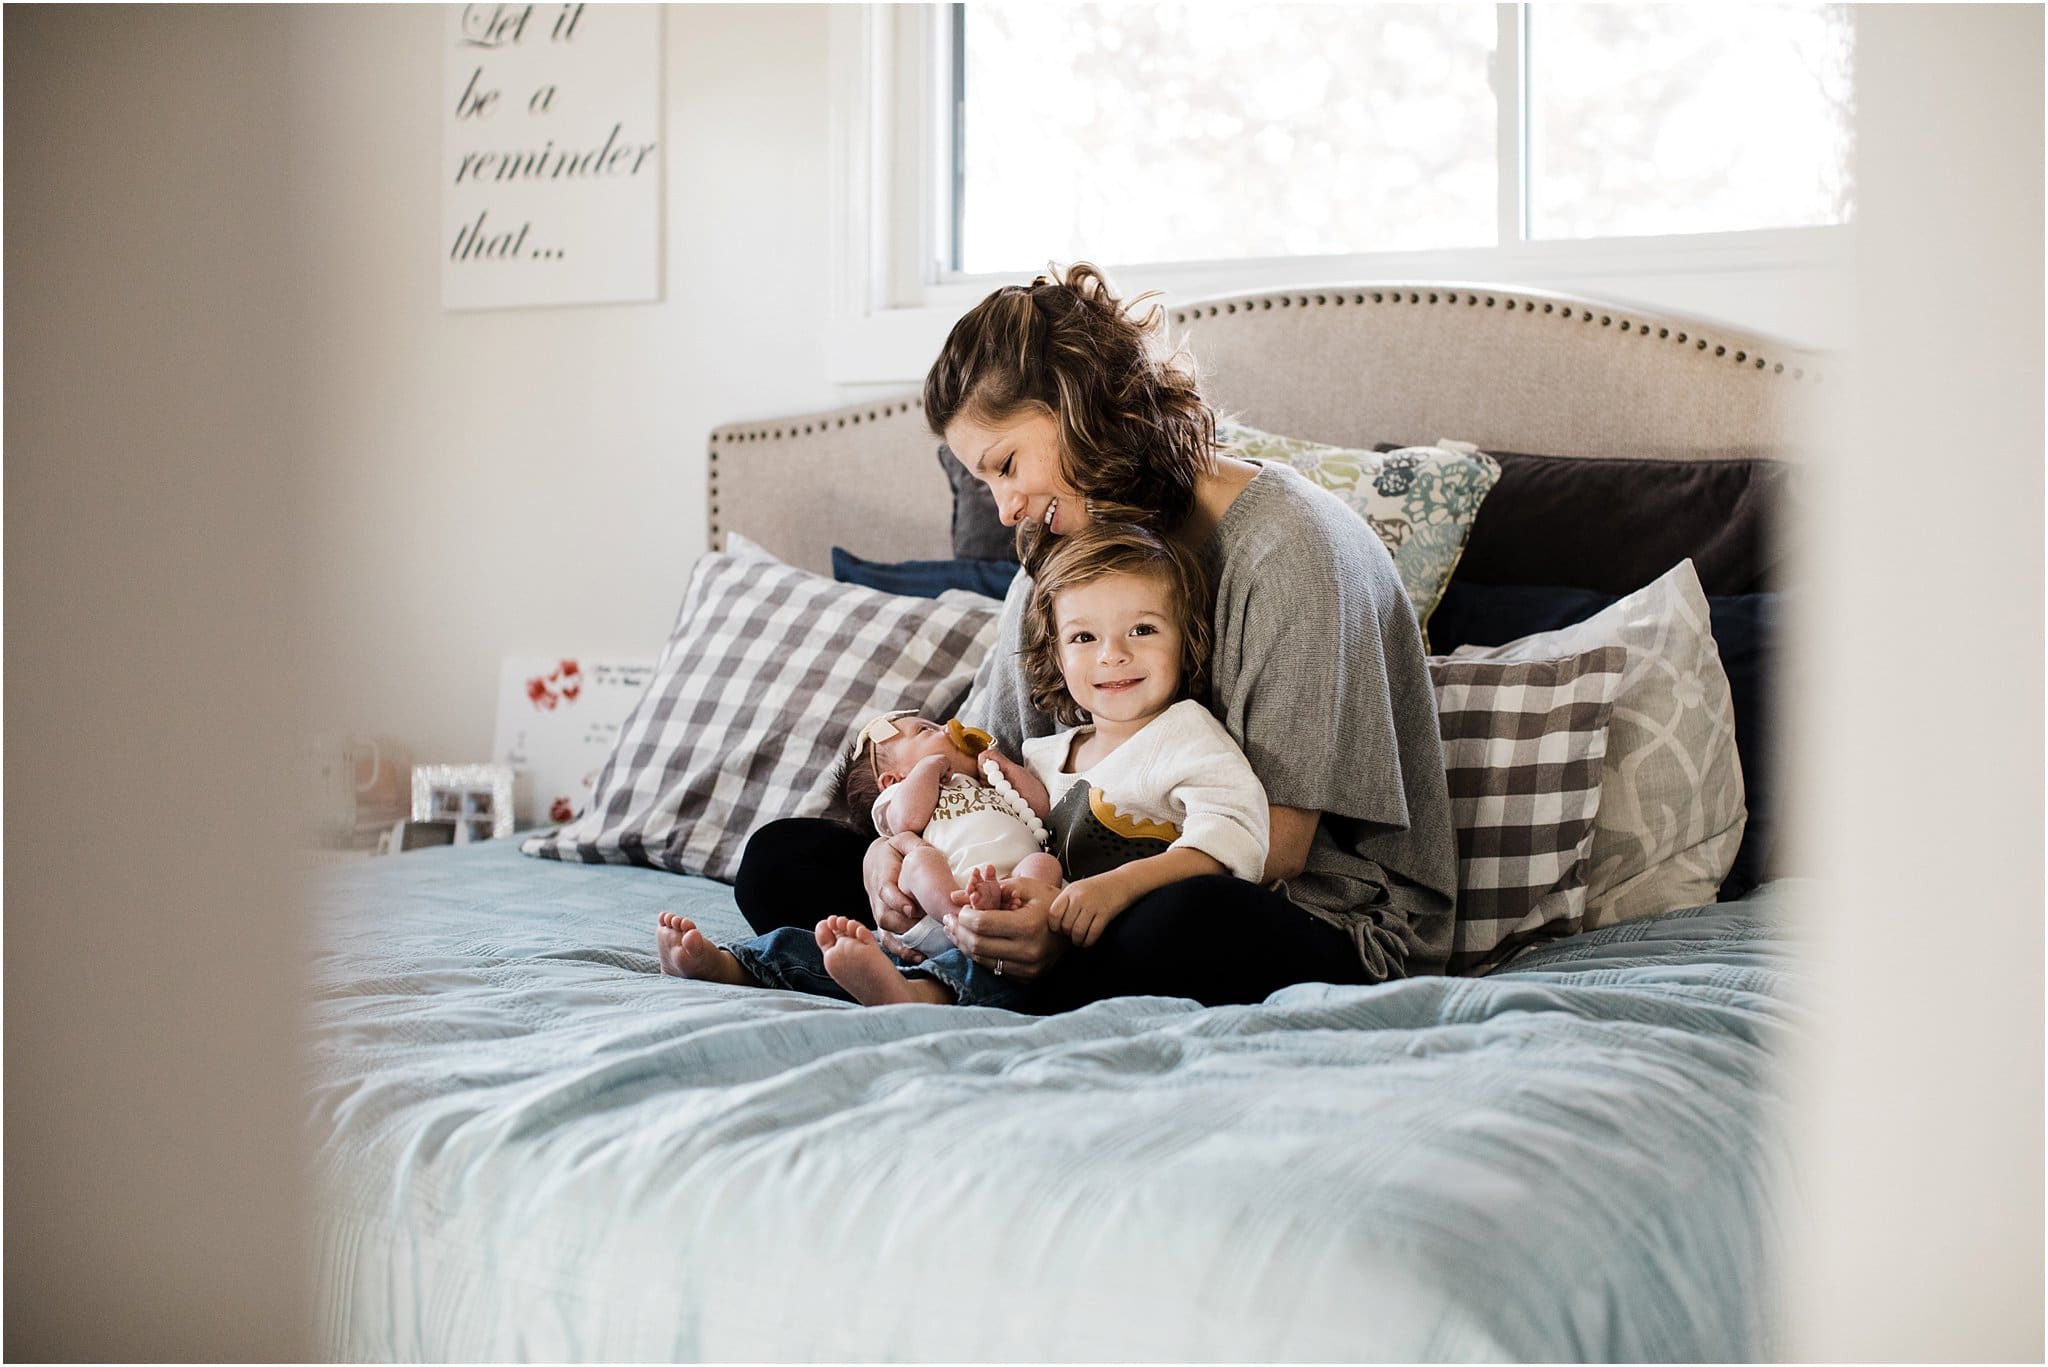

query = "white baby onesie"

[871,756,1048,956]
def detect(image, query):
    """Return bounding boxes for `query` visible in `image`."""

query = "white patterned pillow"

[1217,420,1500,627]
[1451,559,1747,926]
[521,534,1001,882]
[1429,647,1626,974]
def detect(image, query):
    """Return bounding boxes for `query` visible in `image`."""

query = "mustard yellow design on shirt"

[1088,788,1180,843]
[932,782,1010,825]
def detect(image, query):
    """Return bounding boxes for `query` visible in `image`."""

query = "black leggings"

[733,817,1371,1012]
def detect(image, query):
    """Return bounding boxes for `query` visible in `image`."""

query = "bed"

[308,283,1818,1361]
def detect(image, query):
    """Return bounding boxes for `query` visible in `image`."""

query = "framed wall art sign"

[442,3,663,309]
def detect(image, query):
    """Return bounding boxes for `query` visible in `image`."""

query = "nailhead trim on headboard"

[705,285,1820,557]
[1168,288,1819,383]
[706,397,929,550]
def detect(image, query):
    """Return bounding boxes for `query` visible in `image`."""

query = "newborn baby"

[846,711,1063,953]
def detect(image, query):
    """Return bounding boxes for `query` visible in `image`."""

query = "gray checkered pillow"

[1428,646,1627,975]
[522,534,1000,882]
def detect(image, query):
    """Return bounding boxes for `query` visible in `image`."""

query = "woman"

[735,263,1457,1011]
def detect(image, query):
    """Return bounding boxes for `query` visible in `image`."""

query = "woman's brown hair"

[1018,524,1214,728]
[923,262,1220,555]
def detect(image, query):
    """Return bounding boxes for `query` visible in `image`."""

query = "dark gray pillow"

[1379,445,1792,596]
[938,444,1020,564]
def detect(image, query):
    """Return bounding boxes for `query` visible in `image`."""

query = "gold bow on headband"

[858,710,917,749]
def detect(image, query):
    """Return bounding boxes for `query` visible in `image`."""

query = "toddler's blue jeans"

[724,926,1036,1011]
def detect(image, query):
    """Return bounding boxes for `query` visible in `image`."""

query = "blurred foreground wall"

[4,6,310,1358]
[1782,5,2043,1359]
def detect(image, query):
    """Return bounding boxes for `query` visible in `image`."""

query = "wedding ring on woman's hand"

[995,959,1005,976]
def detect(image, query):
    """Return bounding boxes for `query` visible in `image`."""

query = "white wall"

[293,4,844,764]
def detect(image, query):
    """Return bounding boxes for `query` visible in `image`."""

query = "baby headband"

[855,708,921,791]
[858,709,919,750]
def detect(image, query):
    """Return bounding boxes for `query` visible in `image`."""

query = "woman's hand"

[944,875,1068,981]
[1046,872,1135,949]
[862,836,919,937]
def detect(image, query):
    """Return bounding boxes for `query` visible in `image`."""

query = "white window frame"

[827,3,1852,386]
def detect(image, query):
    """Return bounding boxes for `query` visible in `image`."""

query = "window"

[953,5,1498,273]
[948,2,1853,276]
[1527,4,1855,240]
[824,3,1856,383]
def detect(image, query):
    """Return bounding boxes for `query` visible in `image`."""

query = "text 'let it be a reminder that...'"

[442,3,662,310]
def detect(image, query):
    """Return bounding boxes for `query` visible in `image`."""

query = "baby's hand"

[980,746,1052,820]
[1046,873,1133,949]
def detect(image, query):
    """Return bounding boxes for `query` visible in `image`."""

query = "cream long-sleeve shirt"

[1020,699,1269,885]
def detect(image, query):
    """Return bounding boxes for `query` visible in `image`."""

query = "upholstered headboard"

[708,283,1824,575]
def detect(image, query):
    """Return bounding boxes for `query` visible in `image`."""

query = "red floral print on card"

[526,658,584,712]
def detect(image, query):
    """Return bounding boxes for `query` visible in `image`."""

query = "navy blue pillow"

[1430,580,1783,901]
[830,547,1018,600]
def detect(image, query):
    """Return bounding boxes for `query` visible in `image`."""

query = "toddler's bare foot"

[817,915,951,1006]
[657,912,755,985]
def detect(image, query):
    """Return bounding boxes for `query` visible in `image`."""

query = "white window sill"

[829,226,1853,387]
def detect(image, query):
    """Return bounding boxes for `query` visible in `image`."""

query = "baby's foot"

[656,912,754,985]
[966,864,1006,911]
[817,916,950,1006]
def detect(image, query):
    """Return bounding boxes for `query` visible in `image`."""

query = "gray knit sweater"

[961,461,1459,980]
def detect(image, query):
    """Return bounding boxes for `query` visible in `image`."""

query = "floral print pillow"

[1217,420,1501,629]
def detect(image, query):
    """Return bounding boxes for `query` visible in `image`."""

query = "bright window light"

[955,3,1498,274]
[1526,3,1855,239]
[949,3,1856,276]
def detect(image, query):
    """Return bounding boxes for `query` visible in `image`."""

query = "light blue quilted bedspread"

[307,839,1807,1362]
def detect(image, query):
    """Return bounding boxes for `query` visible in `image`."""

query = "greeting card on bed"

[492,655,655,827]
